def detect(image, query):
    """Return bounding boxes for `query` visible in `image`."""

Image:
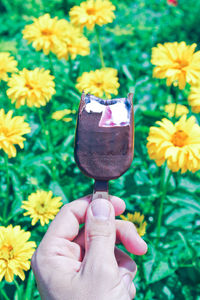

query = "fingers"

[46,195,91,241]
[129,283,136,299]
[115,248,137,278]
[75,219,147,256]
[110,195,126,215]
[115,248,137,299]
[45,194,125,241]
[116,220,148,255]
[81,199,118,274]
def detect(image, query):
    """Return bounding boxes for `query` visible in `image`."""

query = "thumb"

[82,198,117,274]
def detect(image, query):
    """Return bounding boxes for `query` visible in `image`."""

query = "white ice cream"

[85,99,130,127]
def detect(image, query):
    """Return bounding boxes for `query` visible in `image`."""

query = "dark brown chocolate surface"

[74,93,134,181]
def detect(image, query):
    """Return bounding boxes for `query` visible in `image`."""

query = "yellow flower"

[151,42,200,89]
[120,212,147,237]
[0,109,31,158]
[7,68,55,108]
[0,225,36,282]
[69,0,116,30]
[21,190,62,226]
[147,115,200,173]
[22,14,64,55]
[188,84,200,113]
[52,109,76,121]
[165,103,189,118]
[22,14,90,60]
[76,68,119,98]
[54,20,90,60]
[0,52,18,82]
[63,117,73,122]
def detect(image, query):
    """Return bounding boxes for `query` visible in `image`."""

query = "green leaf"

[50,181,69,204]
[150,260,176,283]
[122,65,134,81]
[165,208,197,225]
[20,154,54,168]
[25,271,35,300]
[177,231,197,260]
[180,178,200,193]
[144,259,154,283]
[135,125,149,134]
[167,194,200,214]
[62,134,74,149]
[142,110,164,118]
[0,40,17,53]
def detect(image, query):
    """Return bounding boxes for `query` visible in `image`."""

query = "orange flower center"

[0,244,14,261]
[86,8,96,15]
[95,81,103,88]
[41,28,53,36]
[175,59,189,69]
[171,130,188,147]
[25,82,34,90]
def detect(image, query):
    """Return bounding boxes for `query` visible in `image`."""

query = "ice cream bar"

[74,92,134,200]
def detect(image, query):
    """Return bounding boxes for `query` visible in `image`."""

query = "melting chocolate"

[74,93,134,181]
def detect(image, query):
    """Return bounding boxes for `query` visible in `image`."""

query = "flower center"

[0,244,14,261]
[175,59,189,69]
[41,28,53,36]
[95,81,103,88]
[86,8,96,15]
[25,82,34,90]
[171,130,188,147]
[35,202,46,214]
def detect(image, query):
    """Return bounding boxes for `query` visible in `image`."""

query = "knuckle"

[87,221,114,239]
[127,221,137,232]
[88,228,112,239]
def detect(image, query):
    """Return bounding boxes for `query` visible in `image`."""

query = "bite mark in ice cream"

[85,96,130,127]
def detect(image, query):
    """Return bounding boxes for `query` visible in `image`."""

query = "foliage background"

[0,0,200,299]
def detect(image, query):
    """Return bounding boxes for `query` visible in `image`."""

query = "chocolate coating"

[74,93,134,181]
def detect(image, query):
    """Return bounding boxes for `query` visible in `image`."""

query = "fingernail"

[122,274,132,290]
[91,199,111,220]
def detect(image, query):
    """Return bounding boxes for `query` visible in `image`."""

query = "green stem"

[3,153,10,223]
[156,167,171,247]
[170,85,178,121]
[38,110,56,181]
[173,94,178,122]
[1,82,12,110]
[14,278,22,297]
[1,0,12,13]
[49,53,55,76]
[138,255,147,286]
[95,26,105,68]
[173,101,178,119]
[0,289,10,300]
[38,110,51,151]
[48,54,56,114]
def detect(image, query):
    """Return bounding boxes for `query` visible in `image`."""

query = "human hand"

[31,195,147,300]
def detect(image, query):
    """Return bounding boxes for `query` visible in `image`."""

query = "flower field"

[0,0,200,299]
